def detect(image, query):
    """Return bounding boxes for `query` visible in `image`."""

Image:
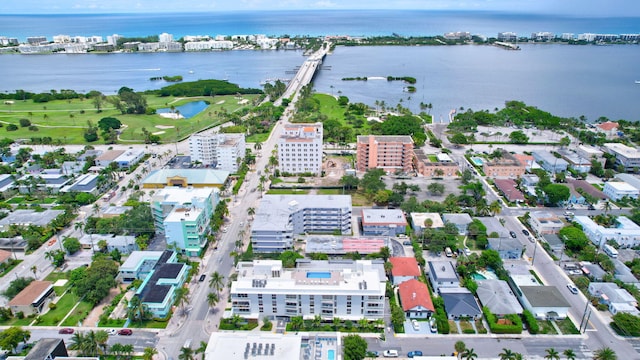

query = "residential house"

[0,174,15,192]
[580,262,607,281]
[251,195,352,253]
[440,287,482,320]
[0,249,11,265]
[477,217,510,239]
[410,212,444,235]
[576,145,605,167]
[558,149,592,173]
[532,151,568,173]
[513,154,535,171]
[588,282,639,315]
[494,178,525,202]
[595,121,620,139]
[389,257,421,285]
[79,234,137,254]
[0,209,64,231]
[442,213,473,235]
[95,150,125,167]
[483,150,526,178]
[398,279,435,319]
[528,211,564,235]
[488,237,523,260]
[517,286,571,319]
[521,174,539,187]
[427,261,460,294]
[542,234,565,252]
[142,168,229,189]
[61,161,87,175]
[361,209,408,237]
[603,181,639,200]
[566,179,608,205]
[614,173,640,191]
[356,135,415,174]
[121,250,190,318]
[8,280,55,316]
[18,173,71,194]
[60,173,101,195]
[23,338,69,360]
[230,259,386,320]
[476,279,523,316]
[613,259,638,284]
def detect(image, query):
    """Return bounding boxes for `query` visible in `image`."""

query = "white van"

[445,247,453,257]
[383,350,399,358]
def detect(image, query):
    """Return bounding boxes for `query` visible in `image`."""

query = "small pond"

[156,100,209,119]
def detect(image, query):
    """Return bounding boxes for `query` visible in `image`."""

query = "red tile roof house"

[494,178,525,203]
[389,257,421,285]
[398,279,435,319]
[0,249,11,265]
[595,121,620,139]
[8,280,55,316]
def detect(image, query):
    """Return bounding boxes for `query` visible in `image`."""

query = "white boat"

[636,80,640,84]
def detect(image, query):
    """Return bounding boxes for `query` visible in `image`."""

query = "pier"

[494,41,521,50]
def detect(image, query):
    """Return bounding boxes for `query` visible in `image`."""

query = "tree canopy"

[543,184,570,206]
[370,114,427,146]
[342,334,368,360]
[155,79,262,97]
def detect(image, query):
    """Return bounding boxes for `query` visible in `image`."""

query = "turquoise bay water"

[156,101,209,118]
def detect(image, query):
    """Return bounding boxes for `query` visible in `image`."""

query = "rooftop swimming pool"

[307,271,331,279]
[328,350,335,360]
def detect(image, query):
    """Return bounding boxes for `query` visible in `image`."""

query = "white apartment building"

[603,143,640,172]
[277,123,323,175]
[574,215,640,249]
[159,33,174,43]
[230,259,386,320]
[603,181,639,201]
[184,40,233,51]
[189,132,246,173]
[53,35,71,43]
[251,195,352,253]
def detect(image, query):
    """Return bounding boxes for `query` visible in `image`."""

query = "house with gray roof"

[80,234,137,254]
[477,217,510,239]
[542,234,565,252]
[361,208,408,236]
[580,261,607,281]
[488,237,523,260]
[62,161,87,175]
[615,173,640,191]
[251,195,352,253]
[427,260,460,294]
[61,173,101,195]
[440,287,482,320]
[0,209,64,231]
[23,338,69,360]
[18,173,71,194]
[518,286,571,319]
[477,279,523,316]
[442,213,473,235]
[0,174,15,192]
[613,259,638,284]
[532,151,568,173]
[588,282,639,315]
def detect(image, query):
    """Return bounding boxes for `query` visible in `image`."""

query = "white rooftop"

[606,181,638,191]
[204,332,302,360]
[152,186,216,204]
[410,213,444,228]
[120,251,164,270]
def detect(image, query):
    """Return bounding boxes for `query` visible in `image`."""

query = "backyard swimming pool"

[471,157,484,166]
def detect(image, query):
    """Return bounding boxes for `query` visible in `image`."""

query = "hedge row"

[523,309,540,334]
[482,306,522,334]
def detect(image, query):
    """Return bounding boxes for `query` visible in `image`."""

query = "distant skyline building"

[159,32,173,42]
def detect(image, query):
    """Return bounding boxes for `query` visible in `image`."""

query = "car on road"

[366,351,379,358]
[509,231,517,238]
[382,350,398,358]
[407,351,423,358]
[199,274,206,282]
[118,329,133,336]
[522,229,530,236]
[528,236,536,243]
[567,283,579,294]
[107,329,117,335]
[463,247,471,256]
[402,241,411,246]
[58,328,74,334]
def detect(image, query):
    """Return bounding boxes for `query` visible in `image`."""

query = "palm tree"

[489,200,502,216]
[254,142,262,151]
[207,292,219,309]
[513,354,523,360]
[179,346,195,360]
[121,344,134,360]
[142,347,158,360]
[110,343,124,359]
[209,271,225,295]
[563,349,576,360]
[196,341,208,360]
[289,316,304,330]
[454,341,466,359]
[30,265,37,279]
[95,330,109,354]
[603,200,612,214]
[499,348,515,360]
[176,287,191,315]
[461,348,477,360]
[593,347,617,360]
[247,207,255,219]
[544,348,560,360]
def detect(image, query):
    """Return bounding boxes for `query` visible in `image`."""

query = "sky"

[1,0,639,17]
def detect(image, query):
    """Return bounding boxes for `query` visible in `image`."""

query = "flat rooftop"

[204,332,302,360]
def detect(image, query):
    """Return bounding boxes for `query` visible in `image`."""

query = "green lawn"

[37,292,78,326]
[0,94,257,144]
[536,320,558,334]
[61,300,94,326]
[317,188,343,195]
[556,318,580,334]
[0,259,22,278]
[266,189,310,195]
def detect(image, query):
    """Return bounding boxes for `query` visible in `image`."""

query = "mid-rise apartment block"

[603,143,640,172]
[251,195,352,253]
[150,187,218,256]
[482,150,526,178]
[230,259,386,320]
[189,132,246,173]
[574,215,640,249]
[356,135,414,173]
[277,123,323,175]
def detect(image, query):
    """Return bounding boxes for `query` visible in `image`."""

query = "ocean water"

[0,11,639,40]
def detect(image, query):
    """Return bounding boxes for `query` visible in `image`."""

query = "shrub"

[482,307,522,334]
[522,310,539,334]
[28,125,38,131]
[6,124,18,131]
[19,118,31,127]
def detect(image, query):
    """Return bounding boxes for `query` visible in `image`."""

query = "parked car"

[528,236,536,243]
[522,229,530,236]
[58,328,74,334]
[199,274,206,282]
[407,351,423,358]
[463,247,471,256]
[403,241,412,246]
[107,329,117,335]
[567,283,579,294]
[382,350,399,358]
[118,329,133,336]
[509,231,517,238]
[430,319,437,333]
[568,270,583,276]
[366,351,379,358]
[411,320,420,331]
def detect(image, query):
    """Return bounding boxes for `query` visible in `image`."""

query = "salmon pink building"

[356,135,414,173]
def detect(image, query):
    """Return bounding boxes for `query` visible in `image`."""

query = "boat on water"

[635,80,640,84]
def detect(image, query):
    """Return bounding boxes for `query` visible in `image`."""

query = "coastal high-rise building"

[277,123,323,175]
[159,32,174,43]
[26,36,47,45]
[189,132,246,173]
[497,32,517,42]
[106,34,122,46]
[150,187,219,256]
[0,36,19,46]
[356,135,414,173]
[230,259,386,320]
